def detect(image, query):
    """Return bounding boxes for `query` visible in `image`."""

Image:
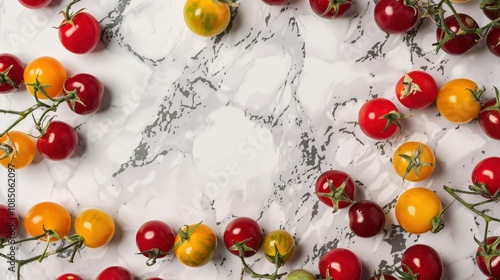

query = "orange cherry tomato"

[436,78,482,124]
[395,187,443,234]
[262,229,296,264]
[24,201,71,241]
[392,141,435,182]
[74,208,115,248]
[174,222,217,267]
[183,0,234,37]
[0,131,36,169]
[23,56,67,99]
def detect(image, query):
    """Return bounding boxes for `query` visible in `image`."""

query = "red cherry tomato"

[0,204,19,239]
[18,0,51,9]
[144,278,163,280]
[223,216,264,257]
[476,236,500,279]
[400,244,443,280]
[479,92,500,140]
[487,26,500,57]
[471,157,500,198]
[36,121,78,160]
[436,13,480,55]
[136,220,176,265]
[58,8,101,54]
[315,170,356,211]
[318,248,362,280]
[261,0,288,4]
[63,73,104,115]
[358,98,404,140]
[309,0,352,19]
[95,266,133,280]
[482,1,500,20]
[348,200,385,238]
[0,53,24,94]
[55,273,83,280]
[374,0,419,34]
[395,71,439,109]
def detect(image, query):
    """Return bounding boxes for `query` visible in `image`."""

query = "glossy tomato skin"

[401,244,443,280]
[309,0,352,19]
[319,248,362,280]
[358,98,402,140]
[483,2,500,20]
[144,278,163,280]
[395,71,439,109]
[184,0,232,37]
[24,201,71,241]
[174,223,217,267]
[392,141,435,182]
[63,73,104,115]
[24,56,67,99]
[348,200,385,238]
[436,13,480,55]
[374,0,418,34]
[95,266,133,280]
[487,26,500,57]
[136,220,176,259]
[315,170,356,210]
[262,0,288,4]
[223,217,264,257]
[0,131,36,169]
[55,273,83,280]
[437,78,481,123]
[472,157,500,198]
[74,208,115,248]
[395,187,442,234]
[285,269,316,280]
[0,204,19,239]
[0,53,24,93]
[262,229,296,263]
[37,121,78,161]
[479,97,500,140]
[18,0,51,9]
[476,236,500,279]
[59,12,101,54]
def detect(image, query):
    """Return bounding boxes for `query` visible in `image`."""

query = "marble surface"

[1,0,499,279]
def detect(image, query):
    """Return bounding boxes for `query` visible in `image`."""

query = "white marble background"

[0,0,499,279]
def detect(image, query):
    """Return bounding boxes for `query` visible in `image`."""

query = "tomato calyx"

[379,111,409,133]
[57,0,86,28]
[476,236,500,276]
[397,144,434,182]
[321,0,351,18]
[470,181,500,199]
[481,87,500,114]
[229,238,257,257]
[0,65,20,90]
[431,200,454,233]
[316,177,355,213]
[137,248,170,266]
[173,221,203,249]
[395,264,419,280]
[481,0,500,12]
[400,73,422,99]
[62,86,85,112]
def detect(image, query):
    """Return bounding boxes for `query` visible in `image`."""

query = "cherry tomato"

[309,0,353,19]
[58,8,101,54]
[471,157,500,198]
[0,204,19,239]
[368,273,397,280]
[285,269,315,280]
[95,266,133,280]
[74,208,115,248]
[436,13,480,55]
[479,93,500,140]
[55,273,83,280]
[223,216,264,257]
[374,0,419,34]
[400,244,443,280]
[136,220,176,264]
[0,53,24,94]
[392,141,435,182]
[24,201,71,241]
[184,0,234,37]
[0,131,36,169]
[144,278,163,280]
[348,200,385,238]
[395,71,439,109]
[174,222,217,267]
[395,187,442,234]
[37,120,78,161]
[24,56,67,99]
[315,170,356,211]
[482,1,500,20]
[476,236,500,279]
[437,78,482,123]
[18,0,51,9]
[63,73,104,115]
[487,26,500,57]
[358,98,405,140]
[262,229,295,264]
[262,0,288,4]
[318,248,362,280]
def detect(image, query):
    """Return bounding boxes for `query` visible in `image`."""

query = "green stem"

[443,186,500,223]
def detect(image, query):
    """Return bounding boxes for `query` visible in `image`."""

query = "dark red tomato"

[479,92,500,140]
[348,200,385,238]
[436,13,480,55]
[395,71,438,109]
[315,170,356,212]
[63,73,104,115]
[18,0,51,9]
[487,26,500,57]
[476,236,500,279]
[262,0,288,4]
[0,53,24,94]
[319,248,362,280]
[136,220,176,264]
[223,216,264,257]
[36,121,78,160]
[144,278,163,280]
[482,1,500,20]
[369,273,397,280]
[55,273,83,280]
[471,157,500,198]
[95,266,133,280]
[400,244,443,280]
[59,10,101,54]
[309,0,352,19]
[374,0,419,34]
[358,98,404,140]
[0,204,19,239]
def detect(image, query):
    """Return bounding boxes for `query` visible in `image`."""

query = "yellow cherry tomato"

[0,131,36,169]
[174,222,217,267]
[262,229,296,264]
[24,201,71,241]
[24,56,67,99]
[436,78,482,123]
[74,208,115,248]
[183,0,234,37]
[395,187,443,234]
[392,141,435,182]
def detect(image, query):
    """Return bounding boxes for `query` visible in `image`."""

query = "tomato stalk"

[394,263,419,280]
[232,240,287,280]
[481,87,500,115]
[0,65,19,90]
[321,0,351,18]
[136,248,170,266]
[316,177,355,213]
[57,0,85,28]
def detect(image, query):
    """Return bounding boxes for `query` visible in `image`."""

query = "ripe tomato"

[348,200,385,238]
[18,0,51,9]
[358,98,405,140]
[479,89,500,140]
[315,170,356,211]
[37,120,78,161]
[471,157,500,198]
[437,78,482,123]
[436,13,480,55]
[174,222,217,267]
[395,187,442,234]
[145,278,163,280]
[0,53,24,93]
[95,266,133,280]
[184,0,235,37]
[395,71,439,109]
[74,208,115,248]
[58,7,101,54]
[309,0,353,19]
[0,131,36,169]
[24,201,71,241]
[285,269,315,280]
[223,216,264,257]
[482,1,500,20]
[400,244,443,280]
[55,273,83,280]
[369,273,397,280]
[0,204,19,239]
[374,0,419,34]
[262,0,288,4]
[392,141,435,182]
[487,26,500,57]
[262,229,295,264]
[63,73,104,115]
[136,220,176,264]
[476,236,500,279]
[24,56,67,99]
[318,248,362,280]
